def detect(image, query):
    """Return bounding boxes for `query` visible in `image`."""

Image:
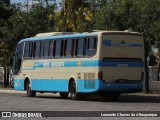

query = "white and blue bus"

[13,31,144,101]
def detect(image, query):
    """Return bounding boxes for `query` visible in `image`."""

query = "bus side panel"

[14,79,24,90]
[13,78,143,93]
[31,79,68,92]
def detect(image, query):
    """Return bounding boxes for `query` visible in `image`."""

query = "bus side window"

[75,39,78,56]
[35,41,41,58]
[53,41,56,57]
[28,42,33,58]
[66,39,72,57]
[63,40,67,57]
[86,37,97,56]
[94,37,97,49]
[60,40,66,57]
[71,39,76,57]
[55,40,61,57]
[49,41,54,57]
[24,42,30,59]
[43,41,50,58]
[40,41,44,58]
[83,38,88,56]
[77,38,85,56]
[32,42,36,58]
[14,42,24,75]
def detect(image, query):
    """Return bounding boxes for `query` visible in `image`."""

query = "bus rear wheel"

[26,81,36,97]
[70,81,80,100]
[60,92,69,99]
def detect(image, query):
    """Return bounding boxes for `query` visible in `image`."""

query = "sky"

[10,0,58,4]
[10,0,62,11]
[11,0,26,4]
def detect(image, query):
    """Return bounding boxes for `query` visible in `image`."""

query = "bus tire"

[70,81,80,100]
[26,81,36,97]
[103,92,120,102]
[60,92,69,99]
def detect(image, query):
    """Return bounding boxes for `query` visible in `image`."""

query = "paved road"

[0,92,160,120]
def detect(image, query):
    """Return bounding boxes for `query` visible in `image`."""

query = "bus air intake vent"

[84,73,95,89]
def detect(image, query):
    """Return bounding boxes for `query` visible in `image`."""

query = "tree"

[54,0,94,32]
[0,1,56,87]
[0,1,18,87]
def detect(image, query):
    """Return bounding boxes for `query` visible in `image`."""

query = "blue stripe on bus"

[19,33,98,44]
[14,79,143,93]
[23,60,144,70]
[103,40,143,47]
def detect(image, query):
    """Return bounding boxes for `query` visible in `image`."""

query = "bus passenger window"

[71,39,76,57]
[24,42,30,58]
[28,42,33,58]
[86,37,97,56]
[77,39,85,56]
[32,42,36,58]
[43,41,50,57]
[35,42,41,58]
[63,40,67,56]
[94,37,97,49]
[40,41,44,58]
[75,39,78,56]
[83,38,88,56]
[55,40,61,57]
[88,38,94,49]
[88,37,97,50]
[66,39,72,57]
[49,41,54,57]
[53,41,56,57]
[14,42,24,75]
[60,40,64,57]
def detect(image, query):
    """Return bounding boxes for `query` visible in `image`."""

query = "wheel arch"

[24,76,31,90]
[68,77,77,92]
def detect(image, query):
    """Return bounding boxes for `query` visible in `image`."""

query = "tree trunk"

[144,42,149,94]
[157,62,160,81]
[3,64,7,88]
[7,67,9,86]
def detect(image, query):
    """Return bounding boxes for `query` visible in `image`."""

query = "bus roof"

[18,32,98,44]
[18,31,142,44]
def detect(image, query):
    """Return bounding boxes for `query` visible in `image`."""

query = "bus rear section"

[98,32,144,93]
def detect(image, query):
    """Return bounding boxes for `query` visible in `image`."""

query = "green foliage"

[95,0,160,47]
[0,1,56,66]
[149,54,157,66]
[54,0,94,32]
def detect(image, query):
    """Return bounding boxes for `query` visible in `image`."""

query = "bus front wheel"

[26,81,36,97]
